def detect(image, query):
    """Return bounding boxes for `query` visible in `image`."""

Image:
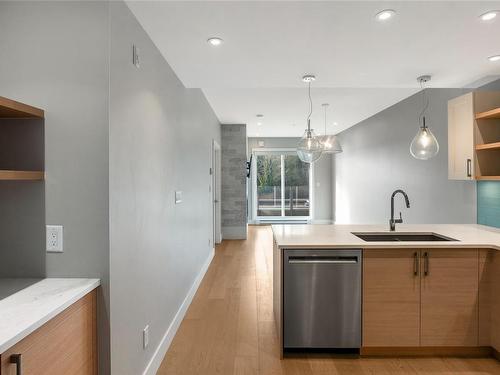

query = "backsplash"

[477,181,500,228]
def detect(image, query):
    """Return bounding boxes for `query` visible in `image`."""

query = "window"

[253,150,311,220]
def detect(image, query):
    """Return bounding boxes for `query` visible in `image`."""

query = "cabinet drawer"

[0,290,97,375]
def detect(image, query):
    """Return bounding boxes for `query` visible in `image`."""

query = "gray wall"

[0,1,110,373]
[334,88,476,224]
[247,137,333,222]
[221,124,247,238]
[109,2,221,374]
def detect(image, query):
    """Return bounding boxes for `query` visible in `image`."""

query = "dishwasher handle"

[288,256,359,264]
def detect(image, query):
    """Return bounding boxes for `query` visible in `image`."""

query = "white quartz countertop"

[272,224,500,250]
[0,278,100,353]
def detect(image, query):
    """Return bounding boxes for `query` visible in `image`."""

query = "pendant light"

[320,103,343,154]
[410,75,439,160]
[297,75,323,163]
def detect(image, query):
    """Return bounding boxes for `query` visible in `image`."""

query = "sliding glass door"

[254,150,311,220]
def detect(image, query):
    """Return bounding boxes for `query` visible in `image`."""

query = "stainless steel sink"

[352,232,458,242]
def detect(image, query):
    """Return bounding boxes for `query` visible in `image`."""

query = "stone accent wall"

[221,124,247,239]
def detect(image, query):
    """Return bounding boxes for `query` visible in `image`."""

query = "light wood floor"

[157,226,500,375]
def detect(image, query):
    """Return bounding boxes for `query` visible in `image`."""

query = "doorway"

[252,149,312,221]
[212,140,222,245]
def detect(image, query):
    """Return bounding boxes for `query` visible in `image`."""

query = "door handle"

[413,252,419,276]
[423,252,429,276]
[466,159,472,178]
[10,354,22,375]
[288,256,358,264]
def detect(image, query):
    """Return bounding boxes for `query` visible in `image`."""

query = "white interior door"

[212,140,222,244]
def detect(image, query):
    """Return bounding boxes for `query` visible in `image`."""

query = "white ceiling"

[127,1,500,137]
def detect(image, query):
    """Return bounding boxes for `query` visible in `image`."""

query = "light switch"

[132,45,140,68]
[175,190,183,204]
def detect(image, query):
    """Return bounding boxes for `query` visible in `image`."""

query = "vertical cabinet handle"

[10,354,22,375]
[466,159,472,178]
[413,252,419,276]
[423,252,429,276]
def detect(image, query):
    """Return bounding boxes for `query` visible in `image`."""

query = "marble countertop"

[0,278,100,353]
[272,224,500,250]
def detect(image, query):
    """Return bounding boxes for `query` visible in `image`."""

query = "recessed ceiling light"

[488,55,500,62]
[207,37,223,46]
[375,9,396,21]
[257,122,262,126]
[480,11,498,21]
[333,122,338,126]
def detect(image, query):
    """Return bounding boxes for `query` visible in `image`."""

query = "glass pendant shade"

[297,127,323,163]
[410,118,439,160]
[320,134,343,153]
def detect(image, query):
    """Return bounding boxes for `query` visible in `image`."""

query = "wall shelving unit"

[0,96,45,180]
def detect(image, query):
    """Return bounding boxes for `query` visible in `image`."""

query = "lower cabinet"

[363,248,479,349]
[481,249,500,356]
[421,249,478,346]
[0,290,97,375]
[363,249,420,347]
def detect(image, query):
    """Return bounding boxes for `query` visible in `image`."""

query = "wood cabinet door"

[490,250,500,353]
[363,249,421,347]
[421,249,478,347]
[448,93,475,180]
[0,290,97,375]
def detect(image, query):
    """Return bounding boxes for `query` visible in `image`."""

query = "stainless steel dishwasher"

[283,249,362,349]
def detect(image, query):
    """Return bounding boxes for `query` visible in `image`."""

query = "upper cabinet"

[448,91,500,180]
[0,96,45,180]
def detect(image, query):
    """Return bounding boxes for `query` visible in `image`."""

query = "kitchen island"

[272,224,500,359]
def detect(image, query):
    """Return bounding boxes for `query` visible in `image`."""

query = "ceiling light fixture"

[375,9,396,21]
[480,11,498,21]
[319,103,343,154]
[410,75,439,160]
[207,37,223,46]
[488,55,500,62]
[296,75,323,163]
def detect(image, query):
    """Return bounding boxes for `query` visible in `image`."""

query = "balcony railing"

[257,185,309,217]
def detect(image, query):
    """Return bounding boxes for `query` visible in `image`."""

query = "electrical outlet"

[143,325,149,349]
[46,225,63,253]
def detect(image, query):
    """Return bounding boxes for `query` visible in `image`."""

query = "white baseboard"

[142,247,215,375]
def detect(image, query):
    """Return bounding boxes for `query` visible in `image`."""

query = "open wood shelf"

[475,175,500,180]
[475,142,500,151]
[475,107,500,120]
[0,170,44,180]
[0,96,44,119]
